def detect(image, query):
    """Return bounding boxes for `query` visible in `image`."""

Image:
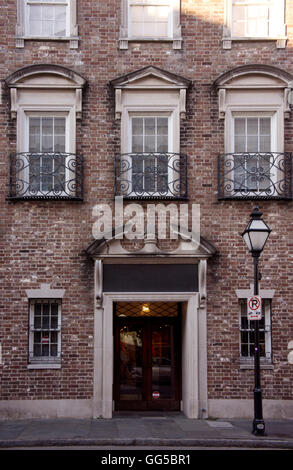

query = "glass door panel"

[151,324,174,400]
[119,324,143,401]
[114,303,180,411]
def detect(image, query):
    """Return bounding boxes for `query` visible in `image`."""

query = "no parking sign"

[247,295,262,320]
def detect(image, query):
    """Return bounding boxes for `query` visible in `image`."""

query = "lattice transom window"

[115,302,179,317]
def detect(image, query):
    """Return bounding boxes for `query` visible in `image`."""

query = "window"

[29,299,61,366]
[232,0,276,38]
[27,114,67,195]
[223,0,286,49]
[131,116,169,194]
[25,0,68,37]
[111,66,190,199]
[16,0,79,48]
[232,114,274,192]
[239,299,272,364]
[119,0,182,49]
[129,0,172,38]
[215,65,293,200]
[6,64,87,200]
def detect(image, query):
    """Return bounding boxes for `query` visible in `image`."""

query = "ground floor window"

[28,299,61,366]
[239,298,272,363]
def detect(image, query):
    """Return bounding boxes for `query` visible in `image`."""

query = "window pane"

[55,5,66,21]
[34,315,42,329]
[145,135,156,152]
[247,118,258,135]
[42,343,49,357]
[247,135,258,152]
[30,117,41,136]
[51,315,58,329]
[29,135,41,153]
[132,135,143,153]
[55,21,66,36]
[259,136,271,152]
[234,118,246,136]
[260,118,270,135]
[157,135,168,152]
[29,118,41,152]
[54,136,66,153]
[145,118,156,135]
[43,5,54,20]
[132,118,143,135]
[157,117,168,135]
[50,331,58,344]
[42,118,53,136]
[131,5,144,21]
[234,136,246,153]
[33,343,42,357]
[29,5,42,20]
[51,303,59,315]
[42,136,54,153]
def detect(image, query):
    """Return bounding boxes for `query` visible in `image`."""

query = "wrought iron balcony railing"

[218,152,292,200]
[8,152,84,200]
[114,152,188,199]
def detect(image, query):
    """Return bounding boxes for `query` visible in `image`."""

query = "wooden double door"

[114,314,181,411]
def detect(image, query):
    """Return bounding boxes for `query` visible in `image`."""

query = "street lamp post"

[241,206,271,436]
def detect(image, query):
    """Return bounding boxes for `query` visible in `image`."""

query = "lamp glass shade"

[242,218,271,253]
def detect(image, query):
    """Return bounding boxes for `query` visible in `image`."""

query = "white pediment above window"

[213,65,293,119]
[111,66,191,119]
[5,64,87,119]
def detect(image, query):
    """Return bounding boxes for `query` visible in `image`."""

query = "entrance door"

[114,302,181,411]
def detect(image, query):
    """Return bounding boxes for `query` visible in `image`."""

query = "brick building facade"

[0,0,293,419]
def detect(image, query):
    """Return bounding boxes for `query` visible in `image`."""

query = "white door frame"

[93,288,208,419]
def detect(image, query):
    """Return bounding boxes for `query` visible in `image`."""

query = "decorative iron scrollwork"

[218,152,292,200]
[9,152,84,200]
[115,152,188,200]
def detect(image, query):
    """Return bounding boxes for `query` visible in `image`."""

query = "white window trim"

[128,111,174,153]
[120,106,180,198]
[25,0,70,38]
[24,111,73,197]
[231,112,277,154]
[26,284,65,369]
[225,107,283,197]
[17,106,76,198]
[128,0,173,39]
[28,298,62,369]
[119,0,182,49]
[24,111,70,154]
[222,0,287,49]
[18,105,75,152]
[225,106,283,154]
[125,112,177,197]
[122,105,179,153]
[235,286,274,369]
[239,298,273,368]
[16,0,79,48]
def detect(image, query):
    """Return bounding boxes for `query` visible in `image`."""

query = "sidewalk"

[1,412,293,449]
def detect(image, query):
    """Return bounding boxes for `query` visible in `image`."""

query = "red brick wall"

[0,1,292,403]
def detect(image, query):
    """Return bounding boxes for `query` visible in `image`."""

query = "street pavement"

[0,412,293,449]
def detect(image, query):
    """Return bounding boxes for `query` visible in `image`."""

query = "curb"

[0,437,293,449]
